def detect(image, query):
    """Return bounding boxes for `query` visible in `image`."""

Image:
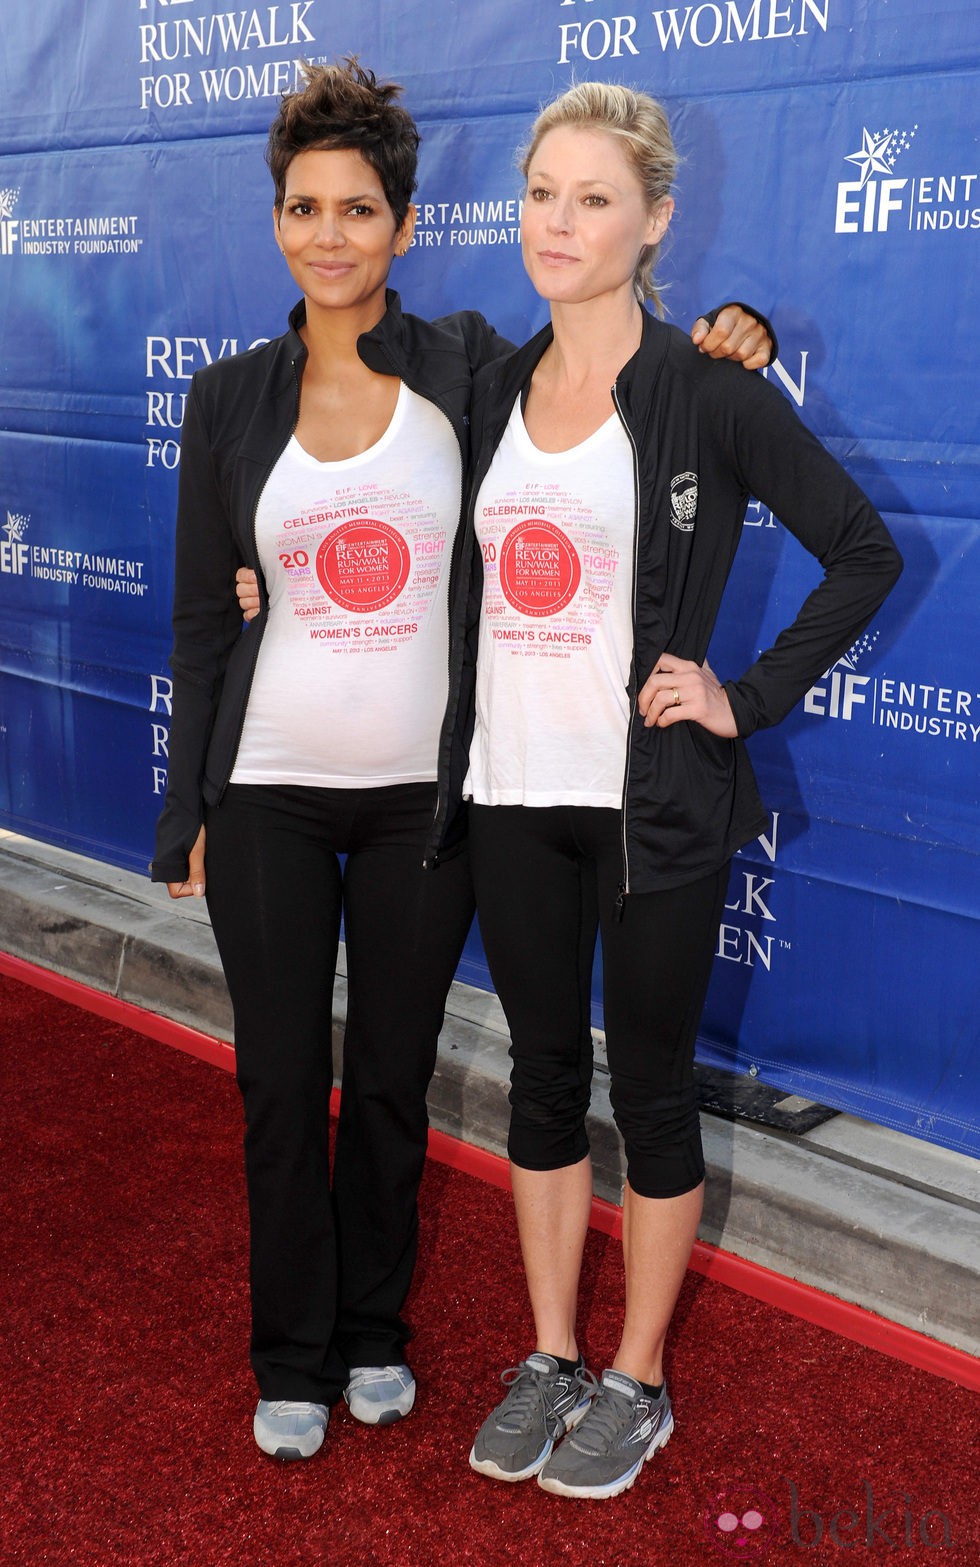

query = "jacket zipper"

[423,455,465,868]
[377,303,482,856]
[411,385,473,868]
[612,380,642,918]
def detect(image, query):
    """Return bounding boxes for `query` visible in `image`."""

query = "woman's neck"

[291,290,399,461]
[523,292,645,451]
[300,292,388,375]
[545,292,645,391]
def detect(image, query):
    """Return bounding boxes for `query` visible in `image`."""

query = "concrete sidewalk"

[2,827,978,1360]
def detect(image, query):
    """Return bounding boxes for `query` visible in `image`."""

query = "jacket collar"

[286,298,309,366]
[613,307,670,411]
[358,290,409,375]
[479,320,553,418]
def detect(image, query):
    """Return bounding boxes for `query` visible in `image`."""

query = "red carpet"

[1,969,977,1567]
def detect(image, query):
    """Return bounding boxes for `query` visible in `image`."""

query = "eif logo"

[0,187,21,255]
[835,124,917,233]
[1,512,30,575]
[804,632,880,722]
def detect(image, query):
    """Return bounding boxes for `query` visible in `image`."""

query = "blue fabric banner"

[1,1,977,1153]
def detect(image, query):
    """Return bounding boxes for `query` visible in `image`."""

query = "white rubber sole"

[536,1412,674,1499]
[468,1394,594,1484]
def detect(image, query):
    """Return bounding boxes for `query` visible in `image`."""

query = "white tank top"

[464,395,635,808]
[232,382,461,788]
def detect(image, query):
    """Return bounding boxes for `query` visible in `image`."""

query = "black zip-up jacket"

[151,292,512,882]
[429,311,903,895]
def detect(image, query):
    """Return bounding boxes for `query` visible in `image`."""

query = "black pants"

[469,805,729,1199]
[205,782,474,1402]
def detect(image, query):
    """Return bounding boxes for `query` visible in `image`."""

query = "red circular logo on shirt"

[316,520,410,613]
[499,519,581,617]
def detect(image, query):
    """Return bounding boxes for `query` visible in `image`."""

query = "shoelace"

[496,1363,598,1433]
[347,1366,407,1391]
[568,1384,645,1454]
[264,1400,325,1419]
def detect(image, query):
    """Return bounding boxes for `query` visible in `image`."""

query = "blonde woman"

[450,83,902,1499]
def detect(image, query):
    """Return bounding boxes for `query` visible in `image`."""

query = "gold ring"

[672,688,681,707]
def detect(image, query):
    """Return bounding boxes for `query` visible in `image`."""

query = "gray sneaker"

[537,1369,673,1498]
[469,1353,596,1483]
[344,1364,416,1425]
[253,1399,329,1461]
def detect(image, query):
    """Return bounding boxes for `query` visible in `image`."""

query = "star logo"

[844,126,918,187]
[839,629,880,671]
[4,512,29,543]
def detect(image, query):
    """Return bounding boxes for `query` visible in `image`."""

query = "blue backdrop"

[1,1,977,1154]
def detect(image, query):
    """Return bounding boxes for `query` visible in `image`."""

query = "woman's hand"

[638,656,738,738]
[236,567,260,622]
[166,825,207,899]
[691,305,772,370]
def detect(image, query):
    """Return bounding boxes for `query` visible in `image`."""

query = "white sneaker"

[344,1364,416,1425]
[253,1399,329,1460]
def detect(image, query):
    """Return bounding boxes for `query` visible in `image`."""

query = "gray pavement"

[2,826,978,1360]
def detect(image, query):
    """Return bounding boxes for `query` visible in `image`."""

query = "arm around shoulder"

[692,302,779,369]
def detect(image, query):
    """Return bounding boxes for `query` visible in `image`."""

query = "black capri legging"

[469,804,729,1199]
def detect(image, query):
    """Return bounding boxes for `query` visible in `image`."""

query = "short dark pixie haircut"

[267,57,420,227]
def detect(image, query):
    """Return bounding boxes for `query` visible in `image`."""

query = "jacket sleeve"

[150,376,247,881]
[473,314,518,369]
[709,369,903,737]
[433,309,516,373]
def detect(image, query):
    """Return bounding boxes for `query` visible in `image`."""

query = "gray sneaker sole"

[351,1404,410,1426]
[254,1431,326,1461]
[253,1403,329,1461]
[344,1387,416,1425]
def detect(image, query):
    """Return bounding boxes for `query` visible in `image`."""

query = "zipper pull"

[615,884,628,921]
